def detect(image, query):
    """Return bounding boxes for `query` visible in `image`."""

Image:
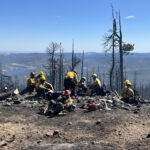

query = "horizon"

[1,51,150,54]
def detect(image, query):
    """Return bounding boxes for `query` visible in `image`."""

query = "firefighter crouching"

[121,80,136,104]
[77,77,87,96]
[88,73,106,96]
[36,77,54,97]
[44,90,75,116]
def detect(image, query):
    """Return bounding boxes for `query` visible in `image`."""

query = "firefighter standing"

[64,70,78,96]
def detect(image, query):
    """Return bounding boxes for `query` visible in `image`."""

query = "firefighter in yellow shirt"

[54,90,74,115]
[121,80,135,103]
[88,73,101,95]
[37,77,53,97]
[26,72,36,93]
[35,71,46,89]
[77,77,87,95]
[46,90,75,116]
[64,70,78,96]
[20,72,36,95]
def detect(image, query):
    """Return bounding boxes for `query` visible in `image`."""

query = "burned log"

[0,89,19,101]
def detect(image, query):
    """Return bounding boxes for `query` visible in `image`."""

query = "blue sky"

[0,0,149,53]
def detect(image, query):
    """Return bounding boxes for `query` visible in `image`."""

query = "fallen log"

[0,89,19,101]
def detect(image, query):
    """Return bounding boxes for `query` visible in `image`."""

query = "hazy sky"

[0,0,149,53]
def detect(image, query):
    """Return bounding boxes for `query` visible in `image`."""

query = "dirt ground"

[0,96,150,150]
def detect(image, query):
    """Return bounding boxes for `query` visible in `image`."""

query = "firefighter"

[89,73,101,95]
[64,70,78,96]
[37,77,53,97]
[45,90,75,116]
[121,80,135,103]
[35,71,46,88]
[27,72,36,93]
[77,77,87,96]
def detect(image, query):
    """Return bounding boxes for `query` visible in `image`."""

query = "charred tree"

[118,11,123,89]
[103,6,118,90]
[58,43,64,90]
[46,42,60,88]
[70,40,81,70]
[81,50,84,78]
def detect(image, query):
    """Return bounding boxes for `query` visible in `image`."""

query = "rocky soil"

[0,94,150,150]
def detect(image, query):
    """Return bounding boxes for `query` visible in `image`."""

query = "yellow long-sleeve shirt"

[35,75,46,88]
[27,78,35,87]
[64,97,73,108]
[38,81,54,91]
[121,86,134,99]
[78,81,87,88]
[91,78,101,88]
[65,71,78,84]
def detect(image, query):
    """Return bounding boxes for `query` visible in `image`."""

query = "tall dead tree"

[115,67,120,93]
[124,67,127,80]
[117,11,134,89]
[118,11,123,89]
[133,71,137,90]
[71,40,81,70]
[81,50,84,78]
[0,63,2,91]
[58,43,64,90]
[72,39,75,70]
[102,71,106,85]
[86,64,89,85]
[104,7,134,92]
[46,42,59,88]
[103,6,118,90]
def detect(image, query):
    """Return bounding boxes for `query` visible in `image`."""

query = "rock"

[107,100,113,104]
[44,133,51,137]
[96,120,101,125]
[146,133,150,138]
[6,97,12,101]
[7,135,15,143]
[53,130,60,137]
[91,141,96,145]
[13,88,19,95]
[37,140,42,144]
[4,102,11,107]
[68,122,72,125]
[121,106,130,110]
[80,104,86,109]
[105,107,111,111]
[77,100,80,103]
[87,100,91,103]
[14,100,21,104]
[0,141,7,147]
[133,110,138,114]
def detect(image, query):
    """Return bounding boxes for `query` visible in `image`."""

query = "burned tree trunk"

[46,42,59,88]
[119,11,124,90]
[72,39,74,70]
[81,50,84,78]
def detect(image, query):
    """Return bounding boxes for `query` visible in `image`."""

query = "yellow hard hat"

[39,71,44,76]
[82,77,86,80]
[92,73,97,77]
[41,76,46,81]
[124,80,131,85]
